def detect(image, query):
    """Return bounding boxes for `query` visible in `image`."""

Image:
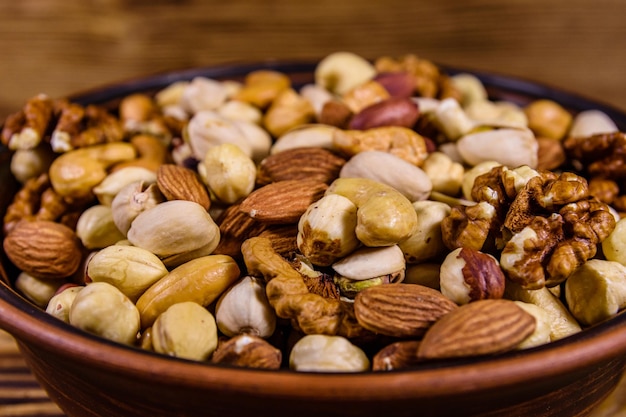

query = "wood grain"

[0,0,625,121]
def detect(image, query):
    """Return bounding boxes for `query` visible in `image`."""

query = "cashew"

[450,73,488,108]
[514,301,552,349]
[314,51,376,96]
[326,177,418,247]
[421,152,464,196]
[270,124,339,154]
[215,276,276,338]
[399,200,451,264]
[136,254,240,328]
[48,142,136,199]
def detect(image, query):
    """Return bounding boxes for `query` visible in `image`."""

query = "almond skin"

[156,164,211,210]
[417,299,536,359]
[256,147,346,185]
[3,220,83,279]
[239,179,328,224]
[354,283,458,338]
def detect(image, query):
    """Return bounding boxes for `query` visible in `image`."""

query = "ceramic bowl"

[1,62,626,417]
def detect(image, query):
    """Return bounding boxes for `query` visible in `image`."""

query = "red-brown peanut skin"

[349,97,419,130]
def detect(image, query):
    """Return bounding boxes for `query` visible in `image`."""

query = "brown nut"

[349,97,419,130]
[524,99,572,140]
[211,334,282,370]
[372,72,416,99]
[157,164,211,210]
[372,340,422,371]
[417,299,536,359]
[3,220,83,280]
[353,283,458,338]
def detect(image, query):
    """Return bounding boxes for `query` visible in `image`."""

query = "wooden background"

[1,0,626,121]
[1,1,626,415]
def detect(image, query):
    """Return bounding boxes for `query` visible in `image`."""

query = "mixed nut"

[2,51,626,373]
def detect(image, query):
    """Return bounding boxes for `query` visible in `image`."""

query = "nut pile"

[2,51,626,372]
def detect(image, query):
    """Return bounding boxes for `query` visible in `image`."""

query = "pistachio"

[92,166,157,206]
[127,200,220,259]
[76,205,126,250]
[332,245,405,281]
[215,276,276,338]
[111,181,165,236]
[339,150,432,202]
[152,301,218,361]
[289,334,370,372]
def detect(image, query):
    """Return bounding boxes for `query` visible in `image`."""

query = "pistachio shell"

[332,245,405,280]
[127,200,220,258]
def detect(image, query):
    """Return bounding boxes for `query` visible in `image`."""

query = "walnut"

[563,132,626,180]
[447,166,616,289]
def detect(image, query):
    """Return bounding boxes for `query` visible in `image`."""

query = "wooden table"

[0,328,624,417]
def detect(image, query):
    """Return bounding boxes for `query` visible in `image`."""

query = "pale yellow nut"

[180,77,229,113]
[514,301,552,349]
[432,98,476,140]
[450,73,488,108]
[93,166,157,206]
[332,245,405,281]
[127,200,220,258]
[421,152,464,196]
[46,285,83,323]
[314,51,376,96]
[111,181,164,236]
[154,80,189,108]
[263,88,315,138]
[231,120,272,163]
[152,301,218,361]
[186,110,253,161]
[136,254,240,328]
[461,161,502,201]
[289,334,370,372]
[399,200,450,264]
[198,143,256,204]
[524,99,571,140]
[15,272,66,309]
[49,142,136,199]
[299,83,334,117]
[466,100,528,129]
[296,193,360,266]
[87,245,168,302]
[601,217,626,266]
[564,259,626,326]
[505,280,581,341]
[568,109,618,138]
[326,177,418,247]
[69,282,140,345]
[215,276,276,338]
[270,124,339,154]
[217,100,263,125]
[457,127,538,169]
[9,145,55,184]
[339,150,432,202]
[76,205,126,250]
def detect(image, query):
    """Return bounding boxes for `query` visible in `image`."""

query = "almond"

[256,147,346,185]
[353,283,458,338]
[239,179,328,224]
[3,220,83,279]
[257,224,298,256]
[372,340,422,371]
[417,299,536,359]
[156,164,211,210]
[213,203,267,259]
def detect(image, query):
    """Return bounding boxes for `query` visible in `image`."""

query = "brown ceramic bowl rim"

[2,61,626,402]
